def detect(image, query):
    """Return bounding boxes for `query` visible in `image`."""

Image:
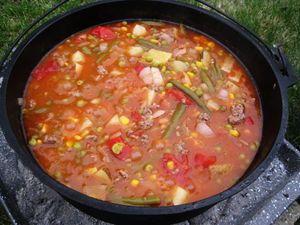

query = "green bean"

[162,103,186,139]
[96,53,108,63]
[141,21,165,26]
[82,46,92,55]
[211,58,222,80]
[122,196,161,206]
[169,79,210,114]
[199,69,215,93]
[137,38,167,51]
[34,108,48,114]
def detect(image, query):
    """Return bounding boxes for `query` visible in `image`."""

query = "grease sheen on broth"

[22,21,262,207]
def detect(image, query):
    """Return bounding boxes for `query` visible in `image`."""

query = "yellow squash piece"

[142,49,172,66]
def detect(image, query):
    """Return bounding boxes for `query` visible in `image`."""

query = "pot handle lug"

[270,45,298,87]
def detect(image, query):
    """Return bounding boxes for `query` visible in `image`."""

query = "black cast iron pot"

[0,0,298,224]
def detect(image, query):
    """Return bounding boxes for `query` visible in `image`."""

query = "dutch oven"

[0,0,298,224]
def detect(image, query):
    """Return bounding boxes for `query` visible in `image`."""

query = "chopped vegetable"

[229,129,240,137]
[194,153,217,168]
[122,196,161,206]
[119,116,130,125]
[221,55,234,73]
[107,115,120,126]
[90,26,116,40]
[106,136,131,160]
[32,60,58,81]
[29,137,37,146]
[162,103,186,139]
[169,79,210,114]
[82,46,92,55]
[34,108,48,114]
[211,58,222,80]
[172,186,188,205]
[199,69,215,93]
[196,122,215,137]
[167,89,193,105]
[207,99,220,111]
[170,60,188,72]
[128,46,144,56]
[132,24,147,36]
[142,49,172,66]
[72,51,85,63]
[130,179,139,187]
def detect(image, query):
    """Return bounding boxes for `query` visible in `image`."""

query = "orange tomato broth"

[22,21,262,207]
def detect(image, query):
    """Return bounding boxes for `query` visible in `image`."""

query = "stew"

[22,21,262,206]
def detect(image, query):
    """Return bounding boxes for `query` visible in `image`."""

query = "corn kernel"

[81,130,90,137]
[161,65,166,72]
[161,91,166,96]
[170,70,176,75]
[167,161,175,170]
[191,132,198,138]
[230,129,240,137]
[121,26,128,32]
[196,61,203,68]
[187,71,195,78]
[183,83,190,88]
[66,141,73,148]
[131,179,139,187]
[86,167,98,175]
[229,93,235,99]
[74,135,82,141]
[150,39,159,44]
[120,116,130,125]
[195,46,203,52]
[37,139,42,144]
[207,42,215,48]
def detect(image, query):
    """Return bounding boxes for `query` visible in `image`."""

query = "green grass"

[0,0,299,224]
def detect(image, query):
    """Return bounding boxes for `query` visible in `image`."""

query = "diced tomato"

[167,89,193,105]
[202,156,217,168]
[90,26,116,40]
[131,111,142,122]
[32,60,58,81]
[162,153,189,175]
[74,35,85,44]
[106,137,131,160]
[194,153,216,168]
[245,116,254,125]
[106,136,124,149]
[134,63,145,74]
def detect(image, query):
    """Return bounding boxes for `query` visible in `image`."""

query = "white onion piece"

[99,43,108,52]
[151,67,164,86]
[173,48,186,57]
[218,89,228,100]
[132,24,146,36]
[160,32,174,44]
[203,93,211,100]
[152,110,166,118]
[196,122,215,138]
[139,67,153,84]
[221,56,234,73]
[207,99,220,111]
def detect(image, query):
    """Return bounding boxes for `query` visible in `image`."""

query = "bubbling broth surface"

[22,21,262,206]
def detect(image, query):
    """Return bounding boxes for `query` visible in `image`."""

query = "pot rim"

[0,0,288,216]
